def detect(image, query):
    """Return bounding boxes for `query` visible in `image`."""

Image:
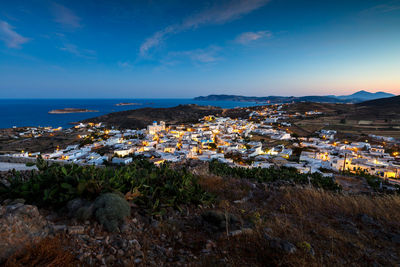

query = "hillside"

[284,96,400,138]
[357,95,400,107]
[1,160,399,266]
[81,104,250,129]
[354,95,400,120]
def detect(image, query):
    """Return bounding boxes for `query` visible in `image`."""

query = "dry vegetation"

[5,236,79,267]
[197,173,400,266]
[3,165,400,266]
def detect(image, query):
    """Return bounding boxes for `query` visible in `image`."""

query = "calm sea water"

[0,99,259,129]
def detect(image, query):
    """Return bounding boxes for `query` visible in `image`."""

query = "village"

[5,104,400,185]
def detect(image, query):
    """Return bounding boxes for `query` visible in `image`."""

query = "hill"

[194,91,395,104]
[355,95,400,120]
[357,94,400,107]
[338,90,395,102]
[194,94,347,103]
[81,104,250,129]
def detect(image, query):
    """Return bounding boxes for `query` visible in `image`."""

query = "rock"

[341,223,360,236]
[9,198,25,205]
[0,203,49,262]
[360,214,379,226]
[264,234,297,254]
[166,247,173,257]
[52,224,67,233]
[201,210,240,231]
[279,240,297,254]
[110,246,117,255]
[129,239,141,250]
[134,250,144,258]
[106,255,115,264]
[68,225,85,235]
[117,249,124,257]
[67,198,87,216]
[206,240,216,250]
[229,228,254,237]
[6,203,26,213]
[264,227,273,234]
[391,234,400,244]
[120,223,130,234]
[177,231,183,240]
[45,213,59,221]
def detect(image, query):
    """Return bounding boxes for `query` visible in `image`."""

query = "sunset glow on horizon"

[0,0,399,98]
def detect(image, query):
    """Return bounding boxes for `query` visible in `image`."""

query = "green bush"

[209,160,341,191]
[343,170,400,192]
[0,157,214,214]
[93,193,130,232]
[25,162,36,167]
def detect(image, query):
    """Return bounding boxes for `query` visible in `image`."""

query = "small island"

[115,102,142,106]
[48,108,99,114]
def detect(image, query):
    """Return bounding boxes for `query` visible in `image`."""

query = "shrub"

[0,157,214,214]
[209,160,341,191]
[93,193,130,232]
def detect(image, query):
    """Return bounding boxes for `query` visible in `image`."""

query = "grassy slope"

[198,174,400,266]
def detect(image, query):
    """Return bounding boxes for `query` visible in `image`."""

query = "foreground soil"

[1,164,400,266]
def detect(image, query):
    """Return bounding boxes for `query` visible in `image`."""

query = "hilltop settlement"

[4,103,400,185]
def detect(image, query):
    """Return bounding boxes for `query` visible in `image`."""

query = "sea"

[0,99,260,129]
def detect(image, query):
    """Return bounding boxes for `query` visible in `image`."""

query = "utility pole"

[342,153,347,173]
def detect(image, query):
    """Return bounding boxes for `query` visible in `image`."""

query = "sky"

[0,0,399,98]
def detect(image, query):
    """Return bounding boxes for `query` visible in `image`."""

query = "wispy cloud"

[140,0,270,57]
[52,3,81,29]
[59,43,96,59]
[118,61,133,68]
[0,20,30,48]
[164,45,222,66]
[235,30,271,44]
[362,1,400,13]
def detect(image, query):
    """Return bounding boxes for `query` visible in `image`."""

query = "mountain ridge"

[194,90,395,103]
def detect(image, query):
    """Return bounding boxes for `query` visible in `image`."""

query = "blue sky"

[0,0,399,98]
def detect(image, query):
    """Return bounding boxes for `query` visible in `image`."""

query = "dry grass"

[199,175,400,266]
[5,236,79,267]
[198,174,251,202]
[279,188,400,223]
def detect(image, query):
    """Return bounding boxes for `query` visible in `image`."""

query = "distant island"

[48,108,99,114]
[194,90,395,104]
[115,102,142,106]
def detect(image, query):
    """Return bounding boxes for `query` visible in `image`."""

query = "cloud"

[118,61,133,68]
[235,30,272,44]
[165,46,222,65]
[52,3,81,29]
[59,43,96,59]
[0,20,30,48]
[140,0,269,56]
[362,1,400,13]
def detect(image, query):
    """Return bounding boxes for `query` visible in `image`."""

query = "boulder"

[0,203,50,262]
[264,233,297,254]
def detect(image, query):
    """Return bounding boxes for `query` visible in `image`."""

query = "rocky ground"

[1,164,400,266]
